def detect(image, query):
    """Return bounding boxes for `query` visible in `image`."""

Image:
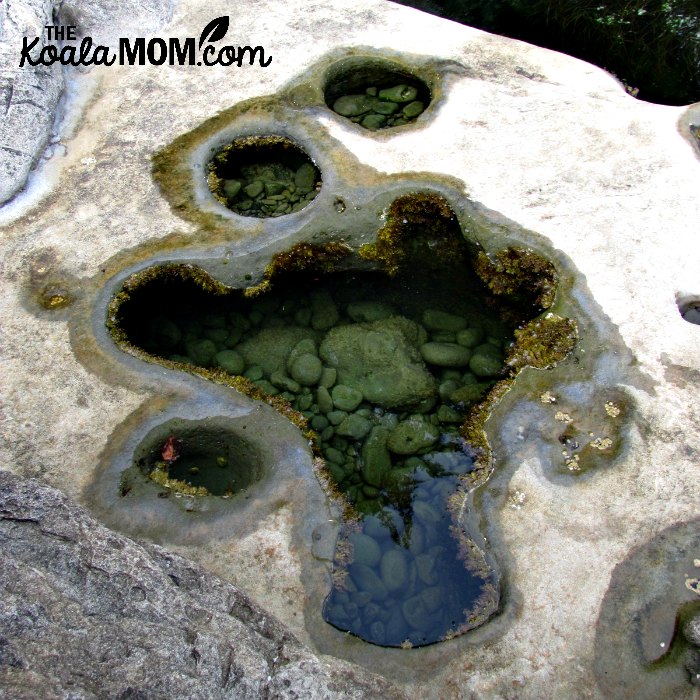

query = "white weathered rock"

[0,0,698,698]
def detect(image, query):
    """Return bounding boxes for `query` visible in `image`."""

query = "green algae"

[359,192,461,275]
[244,240,352,298]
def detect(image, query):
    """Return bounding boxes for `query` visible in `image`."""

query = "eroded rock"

[0,471,406,699]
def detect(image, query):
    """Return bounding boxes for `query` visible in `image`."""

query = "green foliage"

[395,0,700,104]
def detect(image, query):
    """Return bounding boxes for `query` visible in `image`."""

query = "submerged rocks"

[361,426,393,487]
[469,343,505,378]
[320,320,437,411]
[422,309,467,333]
[347,301,396,323]
[289,353,323,386]
[238,327,319,377]
[420,342,472,367]
[332,384,364,411]
[330,83,427,130]
[214,348,245,374]
[387,416,440,455]
[210,158,321,217]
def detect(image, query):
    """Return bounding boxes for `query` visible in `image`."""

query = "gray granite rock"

[0,0,63,205]
[0,471,405,700]
[0,0,172,206]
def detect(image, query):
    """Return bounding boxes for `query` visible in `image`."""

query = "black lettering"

[120,38,145,65]
[78,37,94,65]
[236,46,272,68]
[202,45,216,66]
[93,45,116,66]
[217,46,236,67]
[169,37,195,65]
[59,44,78,66]
[147,38,167,65]
[18,37,40,67]
[43,45,58,64]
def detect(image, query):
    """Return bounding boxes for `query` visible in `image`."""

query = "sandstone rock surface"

[0,0,699,697]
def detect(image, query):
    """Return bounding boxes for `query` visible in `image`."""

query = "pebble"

[457,327,484,348]
[413,500,441,524]
[380,549,408,592]
[243,365,264,381]
[378,84,418,102]
[311,289,339,331]
[270,371,301,393]
[349,532,382,567]
[422,309,467,332]
[449,383,490,405]
[336,414,372,439]
[402,100,425,118]
[316,386,334,414]
[420,342,472,367]
[324,447,345,465]
[361,114,386,130]
[387,416,440,455]
[332,94,376,117]
[294,162,317,192]
[346,301,396,323]
[469,345,504,377]
[290,353,323,386]
[327,410,348,426]
[214,349,245,374]
[436,405,463,423]
[185,338,217,366]
[415,552,440,586]
[439,379,460,400]
[402,594,433,631]
[223,179,242,198]
[297,394,313,410]
[332,384,364,412]
[206,327,229,343]
[349,563,389,601]
[361,426,392,487]
[311,415,329,431]
[319,366,337,388]
[243,180,264,198]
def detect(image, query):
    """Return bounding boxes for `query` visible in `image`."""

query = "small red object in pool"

[161,435,181,463]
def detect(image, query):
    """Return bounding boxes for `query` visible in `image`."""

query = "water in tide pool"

[115,253,517,646]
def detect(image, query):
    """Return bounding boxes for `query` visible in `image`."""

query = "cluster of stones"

[143,288,507,646]
[331,84,427,130]
[151,291,508,515]
[324,472,483,647]
[216,161,320,217]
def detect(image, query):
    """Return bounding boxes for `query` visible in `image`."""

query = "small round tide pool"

[207,135,321,217]
[131,417,267,497]
[324,58,431,130]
